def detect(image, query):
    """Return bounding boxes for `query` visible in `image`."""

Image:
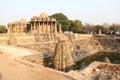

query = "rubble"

[93,63,120,80]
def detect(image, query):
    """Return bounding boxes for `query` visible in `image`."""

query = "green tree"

[69,20,83,33]
[0,25,7,33]
[51,13,70,31]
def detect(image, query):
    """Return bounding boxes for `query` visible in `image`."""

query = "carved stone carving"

[53,33,74,71]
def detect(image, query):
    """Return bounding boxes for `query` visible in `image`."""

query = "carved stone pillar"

[51,22,53,33]
[40,22,42,33]
[45,22,47,33]
[43,22,45,33]
[53,22,55,33]
[30,23,32,32]
[36,22,38,30]
[49,22,52,33]
[48,22,50,33]
[54,22,57,33]
[33,22,36,33]
[46,22,49,33]
[35,22,37,32]
[41,22,43,33]
[38,22,40,33]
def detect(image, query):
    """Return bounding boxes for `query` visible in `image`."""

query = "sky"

[0,0,120,26]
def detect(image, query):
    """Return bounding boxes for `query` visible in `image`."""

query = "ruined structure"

[53,34,74,72]
[8,13,57,34]
[8,19,27,33]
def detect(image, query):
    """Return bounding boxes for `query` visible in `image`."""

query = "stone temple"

[54,34,74,72]
[8,19,27,33]
[8,13,57,34]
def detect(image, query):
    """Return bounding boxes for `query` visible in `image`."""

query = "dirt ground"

[0,45,74,80]
[0,54,74,80]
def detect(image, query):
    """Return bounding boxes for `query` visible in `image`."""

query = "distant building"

[8,13,57,34]
[8,19,27,33]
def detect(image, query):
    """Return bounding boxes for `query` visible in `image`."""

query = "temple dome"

[20,18,27,23]
[39,12,49,18]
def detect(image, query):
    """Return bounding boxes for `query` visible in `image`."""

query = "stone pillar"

[41,22,43,33]
[48,22,50,33]
[50,23,52,33]
[40,22,42,33]
[46,22,48,33]
[36,22,38,30]
[51,22,53,33]
[45,22,47,33]
[33,22,36,33]
[54,22,57,33]
[46,22,49,33]
[53,22,55,33]
[35,22,37,32]
[38,22,40,33]
[30,23,33,32]
[43,22,45,33]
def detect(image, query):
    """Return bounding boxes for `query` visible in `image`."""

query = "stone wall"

[18,42,57,56]
[0,33,56,45]
[0,33,119,55]
[17,35,120,62]
[96,37,120,51]
[73,38,120,62]
[0,33,35,45]
[65,34,93,40]
[0,34,9,44]
[0,33,95,45]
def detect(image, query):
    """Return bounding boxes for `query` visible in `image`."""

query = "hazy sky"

[0,0,120,26]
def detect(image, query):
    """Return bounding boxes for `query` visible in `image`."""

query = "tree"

[94,25,108,34]
[69,20,83,33]
[109,24,120,35]
[0,25,7,33]
[84,24,108,34]
[84,23,95,34]
[109,24,120,32]
[51,13,70,31]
